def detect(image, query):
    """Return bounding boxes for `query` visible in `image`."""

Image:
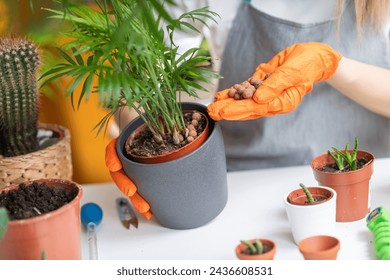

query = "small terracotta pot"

[125,111,209,164]
[0,179,83,260]
[311,150,374,222]
[235,239,276,260]
[298,235,340,260]
[287,187,334,205]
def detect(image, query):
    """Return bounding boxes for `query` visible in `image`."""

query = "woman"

[179,0,390,170]
[106,0,390,216]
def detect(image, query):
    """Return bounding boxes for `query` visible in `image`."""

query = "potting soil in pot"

[318,158,369,173]
[125,111,207,157]
[0,182,78,220]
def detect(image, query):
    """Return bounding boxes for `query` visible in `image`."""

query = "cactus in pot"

[0,37,40,157]
[0,36,73,189]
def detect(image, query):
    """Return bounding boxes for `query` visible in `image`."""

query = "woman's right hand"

[207,42,342,121]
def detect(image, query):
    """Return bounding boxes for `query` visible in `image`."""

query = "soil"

[305,196,326,204]
[126,111,207,157]
[318,158,370,173]
[0,181,78,220]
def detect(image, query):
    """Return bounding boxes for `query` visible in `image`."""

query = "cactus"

[0,37,40,157]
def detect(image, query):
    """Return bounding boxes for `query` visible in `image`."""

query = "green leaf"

[82,73,94,102]
[241,240,257,255]
[39,69,75,89]
[0,208,9,239]
[254,239,263,254]
[92,111,116,137]
[110,73,121,110]
[66,74,85,97]
[328,150,344,170]
[104,72,113,107]
[38,64,71,81]
[56,48,76,65]
[71,47,84,66]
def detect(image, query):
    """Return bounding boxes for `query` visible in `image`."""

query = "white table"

[80,157,390,260]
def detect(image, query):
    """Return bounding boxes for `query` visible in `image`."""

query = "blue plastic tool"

[81,202,103,260]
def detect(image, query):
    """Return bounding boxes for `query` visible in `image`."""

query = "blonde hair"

[337,0,390,34]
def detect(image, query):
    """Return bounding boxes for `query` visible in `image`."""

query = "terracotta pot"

[298,235,340,260]
[287,186,334,205]
[125,111,209,164]
[284,186,337,244]
[235,239,276,260]
[0,179,83,260]
[117,102,228,229]
[311,150,374,222]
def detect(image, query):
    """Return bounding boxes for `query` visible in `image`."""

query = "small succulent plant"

[328,137,359,171]
[240,239,264,255]
[0,37,41,157]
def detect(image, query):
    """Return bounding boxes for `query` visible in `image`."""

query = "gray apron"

[218,0,390,171]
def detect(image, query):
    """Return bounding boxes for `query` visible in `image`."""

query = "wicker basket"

[0,123,73,190]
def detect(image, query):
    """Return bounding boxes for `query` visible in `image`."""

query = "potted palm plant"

[41,0,228,229]
[310,137,374,222]
[284,183,337,244]
[0,36,72,189]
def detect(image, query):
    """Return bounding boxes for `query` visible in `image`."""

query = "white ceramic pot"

[284,186,337,244]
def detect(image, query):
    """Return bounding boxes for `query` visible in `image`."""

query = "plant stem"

[299,183,314,203]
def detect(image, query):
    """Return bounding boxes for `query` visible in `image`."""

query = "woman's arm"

[327,57,390,118]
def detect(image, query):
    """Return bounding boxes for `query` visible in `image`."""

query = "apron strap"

[244,0,251,3]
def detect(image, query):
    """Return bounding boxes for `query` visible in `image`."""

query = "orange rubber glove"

[207,42,342,121]
[105,138,153,219]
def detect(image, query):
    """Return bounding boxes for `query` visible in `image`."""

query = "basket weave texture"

[0,124,73,189]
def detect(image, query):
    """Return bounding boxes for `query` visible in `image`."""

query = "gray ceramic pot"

[116,102,228,229]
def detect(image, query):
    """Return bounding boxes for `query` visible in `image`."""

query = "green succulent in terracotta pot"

[240,239,264,255]
[235,238,276,260]
[311,137,375,222]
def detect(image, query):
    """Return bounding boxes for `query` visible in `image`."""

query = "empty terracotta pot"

[298,235,340,260]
